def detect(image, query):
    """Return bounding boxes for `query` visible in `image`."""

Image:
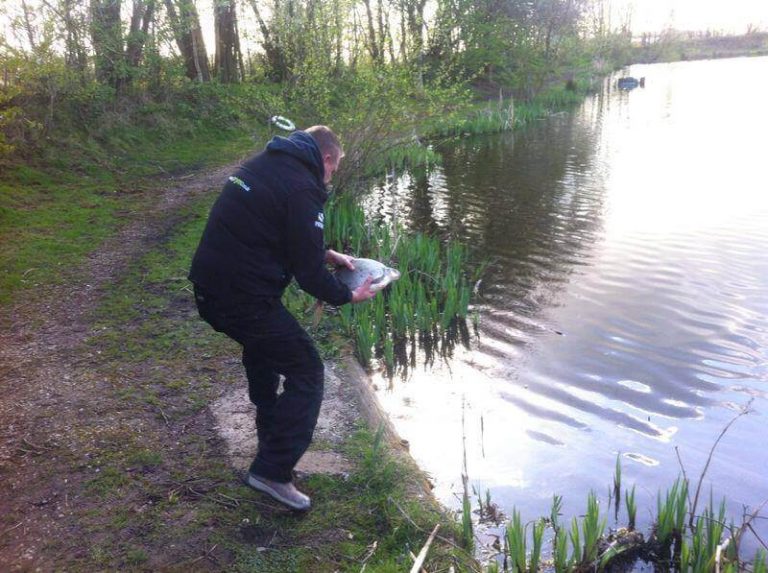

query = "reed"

[530,519,545,573]
[625,485,637,531]
[655,477,689,552]
[685,496,728,572]
[569,516,582,565]
[754,549,767,573]
[613,454,622,520]
[325,192,476,375]
[553,527,570,573]
[583,490,606,563]
[461,485,474,552]
[364,141,441,175]
[550,494,563,533]
[478,441,764,573]
[506,508,527,573]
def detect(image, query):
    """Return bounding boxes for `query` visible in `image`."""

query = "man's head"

[306,125,344,184]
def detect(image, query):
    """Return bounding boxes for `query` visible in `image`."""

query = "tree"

[164,0,211,81]
[214,0,243,82]
[90,0,123,88]
[126,0,156,70]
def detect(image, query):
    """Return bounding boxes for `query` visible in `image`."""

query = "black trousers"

[194,286,324,483]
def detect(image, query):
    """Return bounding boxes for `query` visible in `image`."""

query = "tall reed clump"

[486,478,755,572]
[325,193,476,373]
[500,492,606,572]
[654,478,689,560]
[431,97,516,138]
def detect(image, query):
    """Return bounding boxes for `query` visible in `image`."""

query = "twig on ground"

[187,486,239,508]
[181,544,218,567]
[387,495,481,571]
[359,540,377,572]
[22,437,53,452]
[1,521,23,538]
[408,550,427,573]
[410,524,440,573]
[158,407,170,426]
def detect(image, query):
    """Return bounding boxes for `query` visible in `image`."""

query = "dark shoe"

[245,473,311,511]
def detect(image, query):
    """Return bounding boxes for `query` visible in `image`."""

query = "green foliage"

[325,193,476,375]
[583,491,607,563]
[553,528,569,572]
[461,483,474,552]
[569,516,582,564]
[626,485,637,530]
[530,519,545,573]
[550,494,563,532]
[655,478,689,552]
[754,549,767,573]
[506,508,526,572]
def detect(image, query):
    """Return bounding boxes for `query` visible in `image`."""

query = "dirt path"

[0,163,373,570]
[0,165,236,568]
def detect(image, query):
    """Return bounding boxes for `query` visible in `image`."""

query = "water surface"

[363,56,768,547]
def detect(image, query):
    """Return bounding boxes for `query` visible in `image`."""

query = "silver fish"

[334,258,401,292]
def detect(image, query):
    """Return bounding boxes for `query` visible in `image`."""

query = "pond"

[362,56,768,552]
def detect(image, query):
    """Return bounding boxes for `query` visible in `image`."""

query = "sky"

[2,0,768,54]
[613,0,768,34]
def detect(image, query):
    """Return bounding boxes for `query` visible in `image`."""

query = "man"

[188,126,377,511]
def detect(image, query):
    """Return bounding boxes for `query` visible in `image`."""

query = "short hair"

[305,125,344,160]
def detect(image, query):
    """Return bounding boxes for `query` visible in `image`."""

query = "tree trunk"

[90,0,123,90]
[362,0,381,64]
[247,0,288,81]
[214,0,240,83]
[126,0,156,70]
[20,0,38,52]
[164,0,211,82]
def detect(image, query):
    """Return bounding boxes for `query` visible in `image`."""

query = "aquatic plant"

[583,491,606,563]
[530,519,545,573]
[324,192,477,375]
[550,494,563,533]
[461,485,474,552]
[625,485,637,531]
[505,508,526,573]
[569,516,582,565]
[655,478,689,555]
[553,527,570,573]
[753,549,767,573]
[363,140,441,175]
[613,454,622,519]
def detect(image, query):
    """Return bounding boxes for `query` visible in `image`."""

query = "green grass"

[426,78,592,140]
[67,179,476,571]
[0,123,261,307]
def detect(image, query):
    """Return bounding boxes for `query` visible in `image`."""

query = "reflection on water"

[363,56,768,550]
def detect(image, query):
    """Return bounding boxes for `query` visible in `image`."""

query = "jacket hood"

[266,130,325,186]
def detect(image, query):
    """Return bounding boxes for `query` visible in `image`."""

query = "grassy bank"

[631,31,768,64]
[0,122,258,306]
[64,192,478,571]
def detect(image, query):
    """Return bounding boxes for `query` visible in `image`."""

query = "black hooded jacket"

[188,131,352,306]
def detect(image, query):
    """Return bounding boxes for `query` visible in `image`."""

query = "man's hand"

[351,276,377,303]
[325,249,355,270]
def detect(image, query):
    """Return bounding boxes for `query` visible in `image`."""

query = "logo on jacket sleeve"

[315,212,324,229]
[228,176,251,192]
